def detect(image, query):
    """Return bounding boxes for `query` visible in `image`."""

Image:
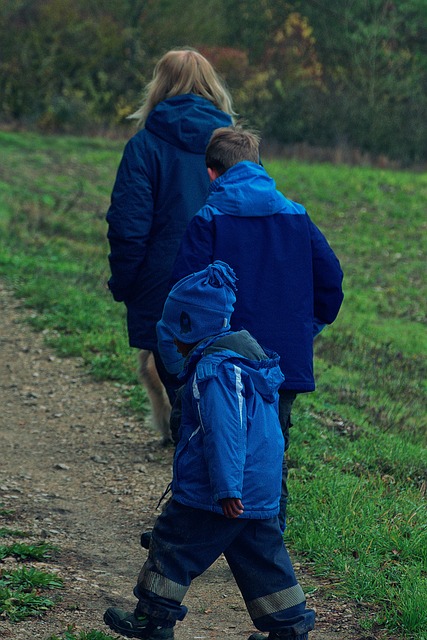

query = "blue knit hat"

[158,261,237,344]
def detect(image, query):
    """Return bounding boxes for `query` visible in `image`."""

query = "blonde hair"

[128,48,236,127]
[206,126,261,174]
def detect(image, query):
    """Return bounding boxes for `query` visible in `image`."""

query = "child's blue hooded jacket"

[106,94,232,350]
[171,161,344,392]
[172,330,285,519]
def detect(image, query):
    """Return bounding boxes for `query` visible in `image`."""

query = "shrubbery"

[0,0,426,163]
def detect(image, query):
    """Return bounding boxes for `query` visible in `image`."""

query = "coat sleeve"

[106,136,154,302]
[170,210,215,287]
[196,362,247,502]
[309,217,344,325]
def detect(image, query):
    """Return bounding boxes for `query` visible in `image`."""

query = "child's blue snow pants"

[134,500,315,638]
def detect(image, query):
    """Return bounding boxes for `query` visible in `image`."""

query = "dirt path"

[0,281,378,640]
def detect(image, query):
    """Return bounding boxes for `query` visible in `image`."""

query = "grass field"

[0,130,426,638]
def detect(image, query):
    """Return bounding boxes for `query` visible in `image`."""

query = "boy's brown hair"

[206,126,261,175]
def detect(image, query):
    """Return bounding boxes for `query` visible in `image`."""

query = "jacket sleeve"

[309,217,344,325]
[196,361,246,502]
[170,210,214,287]
[106,136,154,302]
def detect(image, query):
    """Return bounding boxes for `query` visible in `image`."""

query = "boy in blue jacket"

[104,262,315,640]
[160,127,344,530]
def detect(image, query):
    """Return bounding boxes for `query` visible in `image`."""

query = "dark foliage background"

[1,0,426,163]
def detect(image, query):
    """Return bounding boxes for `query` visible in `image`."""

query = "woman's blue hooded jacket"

[172,330,285,519]
[106,94,232,349]
[171,161,344,392]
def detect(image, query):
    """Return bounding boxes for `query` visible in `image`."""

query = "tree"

[0,0,148,129]
[292,0,427,160]
[0,0,425,160]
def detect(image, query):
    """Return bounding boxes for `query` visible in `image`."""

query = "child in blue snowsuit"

[104,262,315,640]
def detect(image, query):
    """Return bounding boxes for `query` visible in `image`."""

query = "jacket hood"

[207,161,306,217]
[183,330,284,402]
[145,94,233,153]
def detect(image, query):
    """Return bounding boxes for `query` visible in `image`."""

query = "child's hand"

[221,498,244,518]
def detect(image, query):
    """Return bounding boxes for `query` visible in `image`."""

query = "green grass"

[267,159,427,637]
[0,542,57,561]
[0,527,28,538]
[0,511,63,622]
[0,566,63,590]
[0,584,57,622]
[47,630,118,640]
[0,130,426,639]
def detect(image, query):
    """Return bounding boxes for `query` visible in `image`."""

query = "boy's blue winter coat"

[172,331,285,519]
[106,94,232,349]
[172,161,344,392]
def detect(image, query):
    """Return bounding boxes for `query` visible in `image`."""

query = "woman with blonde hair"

[106,48,234,442]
